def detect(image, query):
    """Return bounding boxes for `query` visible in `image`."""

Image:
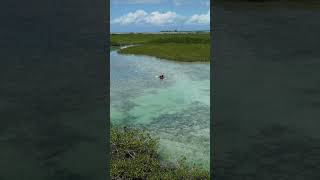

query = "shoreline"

[117,44,211,63]
[112,47,210,65]
[111,33,210,62]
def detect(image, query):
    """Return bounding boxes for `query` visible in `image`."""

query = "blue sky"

[110,0,210,32]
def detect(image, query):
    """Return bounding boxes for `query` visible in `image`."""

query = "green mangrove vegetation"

[110,127,209,179]
[110,33,210,62]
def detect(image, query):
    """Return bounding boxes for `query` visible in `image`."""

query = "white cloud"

[187,10,210,25]
[112,10,186,26]
[112,10,148,25]
[145,11,184,25]
[112,9,210,26]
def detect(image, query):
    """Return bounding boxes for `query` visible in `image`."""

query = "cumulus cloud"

[187,10,210,25]
[112,10,186,26]
[145,11,185,25]
[112,9,210,26]
[112,10,148,25]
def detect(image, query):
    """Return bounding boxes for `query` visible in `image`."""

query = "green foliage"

[119,43,210,62]
[110,33,210,46]
[148,36,210,44]
[110,127,209,179]
[110,34,159,46]
[110,33,210,62]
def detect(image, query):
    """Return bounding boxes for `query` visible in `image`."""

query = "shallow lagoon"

[110,49,210,169]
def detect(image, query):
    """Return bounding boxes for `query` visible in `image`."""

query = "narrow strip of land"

[111,33,210,62]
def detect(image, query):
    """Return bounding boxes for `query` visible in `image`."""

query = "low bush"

[110,127,209,179]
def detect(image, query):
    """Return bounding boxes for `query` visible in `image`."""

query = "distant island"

[160,30,210,33]
[111,30,210,35]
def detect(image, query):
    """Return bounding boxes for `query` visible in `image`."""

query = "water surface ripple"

[110,49,210,169]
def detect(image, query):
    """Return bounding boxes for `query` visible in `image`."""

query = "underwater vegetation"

[110,127,210,179]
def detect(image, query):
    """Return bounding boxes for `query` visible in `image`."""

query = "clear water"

[110,49,210,169]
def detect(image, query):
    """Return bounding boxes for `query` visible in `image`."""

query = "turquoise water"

[110,49,210,169]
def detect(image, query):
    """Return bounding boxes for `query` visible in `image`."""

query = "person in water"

[159,73,164,80]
